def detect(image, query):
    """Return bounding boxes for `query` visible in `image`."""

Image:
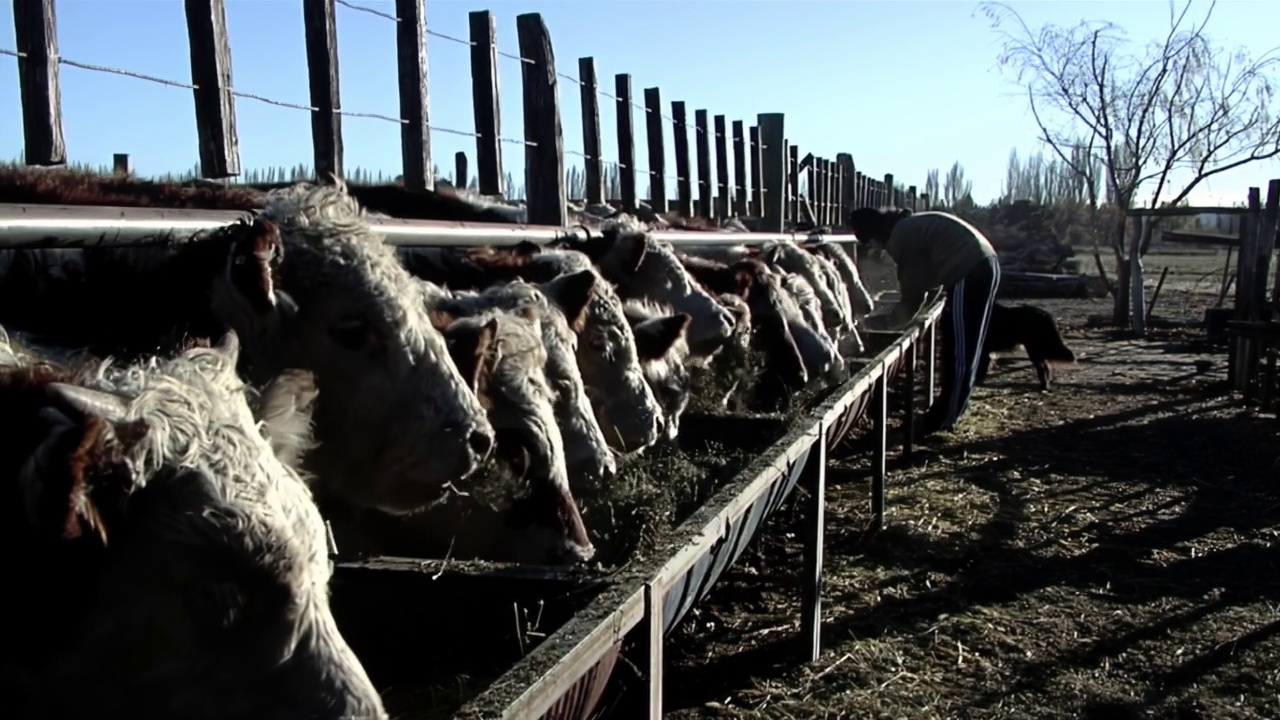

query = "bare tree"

[981,0,1280,325]
[924,168,941,210]
[944,161,976,210]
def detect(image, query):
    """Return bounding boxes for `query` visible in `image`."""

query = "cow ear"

[633,313,691,361]
[223,217,285,318]
[515,304,540,324]
[614,232,647,273]
[257,368,319,468]
[441,319,499,400]
[541,270,596,333]
[734,269,755,299]
[493,428,531,482]
[21,384,145,545]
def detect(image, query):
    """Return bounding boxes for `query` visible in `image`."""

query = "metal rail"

[0,203,831,248]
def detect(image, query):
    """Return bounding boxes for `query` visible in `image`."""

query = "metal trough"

[447,299,946,719]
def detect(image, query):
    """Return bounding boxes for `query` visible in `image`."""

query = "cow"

[424,276,617,493]
[398,245,667,454]
[330,305,595,566]
[622,299,697,443]
[0,182,498,518]
[675,253,808,393]
[553,221,738,359]
[805,242,875,320]
[678,246,846,381]
[1,329,386,720]
[760,240,853,336]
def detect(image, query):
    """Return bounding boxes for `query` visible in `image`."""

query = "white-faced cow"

[1,330,386,720]
[0,182,498,518]
[622,299,696,444]
[428,276,617,493]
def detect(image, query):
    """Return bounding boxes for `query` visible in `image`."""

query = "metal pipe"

[0,203,829,249]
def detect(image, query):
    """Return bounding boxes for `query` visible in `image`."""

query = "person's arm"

[883,262,929,329]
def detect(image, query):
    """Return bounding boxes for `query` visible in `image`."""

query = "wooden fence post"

[749,125,762,217]
[731,120,747,217]
[468,10,503,196]
[907,185,918,212]
[757,113,786,233]
[643,88,667,212]
[454,151,468,188]
[836,153,854,224]
[615,74,637,210]
[788,144,799,225]
[184,0,240,178]
[303,0,342,183]
[807,159,818,225]
[884,173,895,207]
[694,110,713,220]
[577,57,605,205]
[112,153,132,176]
[516,13,567,225]
[13,0,65,166]
[831,158,843,228]
[824,158,834,225]
[671,102,694,217]
[713,115,730,220]
[394,0,431,191]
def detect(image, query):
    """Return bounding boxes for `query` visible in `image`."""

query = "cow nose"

[468,426,494,460]
[652,413,666,440]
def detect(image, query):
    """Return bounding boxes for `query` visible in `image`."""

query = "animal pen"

[1131,179,1280,410]
[3,0,948,717]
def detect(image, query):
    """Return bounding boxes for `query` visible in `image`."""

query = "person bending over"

[849,207,1001,436]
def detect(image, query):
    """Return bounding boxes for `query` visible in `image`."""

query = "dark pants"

[923,255,1001,433]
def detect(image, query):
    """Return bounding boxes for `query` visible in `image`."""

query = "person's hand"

[862,312,893,331]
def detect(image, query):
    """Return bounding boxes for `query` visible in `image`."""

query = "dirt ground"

[663,250,1280,720]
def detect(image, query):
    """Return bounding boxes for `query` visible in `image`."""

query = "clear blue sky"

[2,0,1277,205]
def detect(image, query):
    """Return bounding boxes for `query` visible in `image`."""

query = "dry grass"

[661,265,1280,720]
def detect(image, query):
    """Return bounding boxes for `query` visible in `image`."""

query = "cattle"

[976,302,1078,391]
[1,329,386,720]
[781,273,845,375]
[0,183,498,518]
[398,245,666,455]
[334,304,594,566]
[805,242,876,320]
[424,276,617,492]
[761,240,853,335]
[555,221,738,359]
[675,253,808,391]
[622,299,697,443]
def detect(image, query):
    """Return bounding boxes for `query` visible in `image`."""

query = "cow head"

[564,223,736,359]
[624,302,694,444]
[3,332,386,720]
[206,183,496,516]
[539,267,665,455]
[434,309,594,566]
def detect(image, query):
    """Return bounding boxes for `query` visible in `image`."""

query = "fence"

[6,0,930,232]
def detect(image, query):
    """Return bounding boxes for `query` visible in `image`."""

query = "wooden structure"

[7,0,931,233]
[1132,181,1280,405]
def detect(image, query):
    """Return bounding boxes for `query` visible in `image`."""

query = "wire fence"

[5,0,924,229]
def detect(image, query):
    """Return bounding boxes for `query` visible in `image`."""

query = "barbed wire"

[0,4,777,191]
[334,0,748,145]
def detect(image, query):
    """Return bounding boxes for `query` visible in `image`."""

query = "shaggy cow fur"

[0,330,384,720]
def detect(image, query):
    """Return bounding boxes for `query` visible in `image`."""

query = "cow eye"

[194,581,247,630]
[329,318,376,353]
